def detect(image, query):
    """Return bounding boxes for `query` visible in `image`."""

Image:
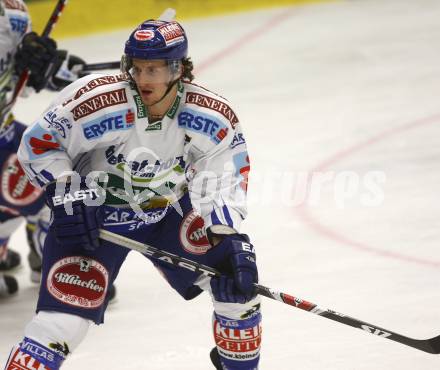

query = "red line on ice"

[190,7,440,268]
[296,113,440,268]
[194,8,296,75]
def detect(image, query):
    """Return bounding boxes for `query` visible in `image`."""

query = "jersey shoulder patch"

[183,82,239,129]
[42,74,134,142]
[61,73,130,110]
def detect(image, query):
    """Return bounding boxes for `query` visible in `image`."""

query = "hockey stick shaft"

[2,0,67,116]
[99,229,440,354]
[81,61,120,72]
[41,0,67,37]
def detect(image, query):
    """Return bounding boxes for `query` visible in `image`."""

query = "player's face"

[130,59,173,106]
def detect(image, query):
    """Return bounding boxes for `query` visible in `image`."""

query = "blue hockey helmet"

[124,20,188,62]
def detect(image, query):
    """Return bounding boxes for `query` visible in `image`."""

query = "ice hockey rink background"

[1,0,440,368]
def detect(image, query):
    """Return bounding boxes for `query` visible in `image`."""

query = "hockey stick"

[1,0,67,119]
[79,8,177,75]
[80,61,120,73]
[99,229,440,354]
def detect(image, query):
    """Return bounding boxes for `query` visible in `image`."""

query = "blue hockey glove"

[207,233,258,303]
[14,32,58,92]
[45,177,105,251]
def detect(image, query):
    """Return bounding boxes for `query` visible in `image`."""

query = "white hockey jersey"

[0,0,30,117]
[17,74,250,231]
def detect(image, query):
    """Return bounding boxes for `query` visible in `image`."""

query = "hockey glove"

[14,32,58,92]
[45,177,105,251]
[47,50,86,91]
[207,232,258,304]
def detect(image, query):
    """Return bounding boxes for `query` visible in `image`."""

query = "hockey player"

[7,18,261,369]
[0,0,105,297]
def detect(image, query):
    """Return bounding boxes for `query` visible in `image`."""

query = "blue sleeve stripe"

[28,164,38,177]
[35,177,46,187]
[40,170,54,183]
[27,164,46,187]
[222,205,234,227]
[211,208,221,225]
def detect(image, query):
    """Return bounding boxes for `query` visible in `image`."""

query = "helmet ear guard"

[168,59,183,80]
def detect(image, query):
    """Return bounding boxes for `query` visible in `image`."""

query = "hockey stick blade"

[99,229,440,354]
[428,335,440,354]
[159,8,176,22]
[257,285,440,354]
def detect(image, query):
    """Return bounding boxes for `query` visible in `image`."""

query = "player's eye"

[131,66,141,75]
[147,66,161,75]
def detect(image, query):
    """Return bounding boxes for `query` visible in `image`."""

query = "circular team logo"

[1,154,42,206]
[134,29,155,41]
[47,256,109,309]
[179,211,211,255]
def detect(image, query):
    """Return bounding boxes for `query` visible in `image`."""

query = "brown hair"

[181,57,195,81]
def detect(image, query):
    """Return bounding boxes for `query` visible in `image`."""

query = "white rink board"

[1,0,440,368]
